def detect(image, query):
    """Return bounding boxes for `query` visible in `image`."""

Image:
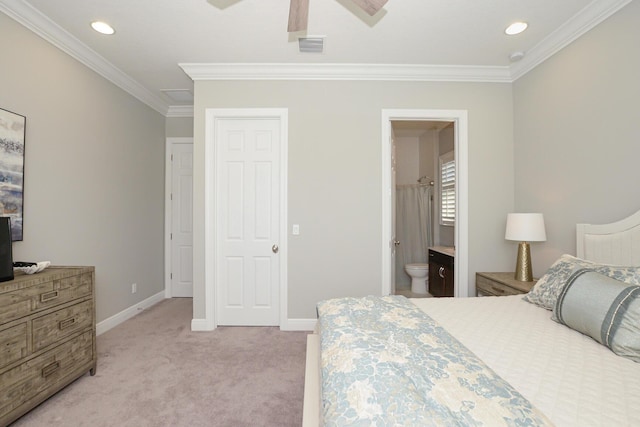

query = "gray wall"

[438,125,455,247]
[11,0,633,325]
[395,136,420,185]
[513,0,640,276]
[1,13,166,323]
[192,80,516,320]
[418,130,436,186]
[166,117,194,138]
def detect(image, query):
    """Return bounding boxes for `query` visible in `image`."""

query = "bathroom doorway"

[381,109,469,299]
[393,120,453,297]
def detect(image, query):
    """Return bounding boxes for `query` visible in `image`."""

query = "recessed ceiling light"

[505,21,528,35]
[91,21,115,35]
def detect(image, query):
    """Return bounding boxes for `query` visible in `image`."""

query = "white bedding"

[411,295,640,427]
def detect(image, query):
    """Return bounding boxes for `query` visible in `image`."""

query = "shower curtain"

[395,185,433,289]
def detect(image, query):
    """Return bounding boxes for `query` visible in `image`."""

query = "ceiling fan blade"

[288,0,309,32]
[351,0,388,16]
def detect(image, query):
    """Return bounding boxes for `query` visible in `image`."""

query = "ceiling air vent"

[298,37,324,53]
[161,89,194,103]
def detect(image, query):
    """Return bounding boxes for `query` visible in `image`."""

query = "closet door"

[216,117,281,326]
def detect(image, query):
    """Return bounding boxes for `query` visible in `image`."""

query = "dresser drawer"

[475,272,536,296]
[0,323,28,370]
[476,274,523,296]
[0,330,94,421]
[32,300,93,352]
[476,278,522,296]
[32,273,92,312]
[0,282,56,324]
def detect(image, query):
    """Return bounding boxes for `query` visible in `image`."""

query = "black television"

[0,216,14,282]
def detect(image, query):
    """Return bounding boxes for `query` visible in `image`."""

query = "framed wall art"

[0,108,26,241]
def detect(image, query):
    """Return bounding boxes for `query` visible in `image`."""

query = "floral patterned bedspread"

[317,295,554,427]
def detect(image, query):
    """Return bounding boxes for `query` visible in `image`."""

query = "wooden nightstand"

[475,272,537,296]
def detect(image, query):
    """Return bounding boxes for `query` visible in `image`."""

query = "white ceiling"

[0,0,630,115]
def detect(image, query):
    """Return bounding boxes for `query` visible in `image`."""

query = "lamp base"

[514,242,533,282]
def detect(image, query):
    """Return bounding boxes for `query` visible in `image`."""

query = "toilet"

[404,263,429,294]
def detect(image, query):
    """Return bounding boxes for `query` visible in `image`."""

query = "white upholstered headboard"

[576,210,640,266]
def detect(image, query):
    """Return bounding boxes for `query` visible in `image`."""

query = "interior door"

[216,117,281,326]
[171,142,193,297]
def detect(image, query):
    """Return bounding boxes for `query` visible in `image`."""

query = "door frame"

[165,137,194,298]
[381,109,469,298]
[204,108,288,329]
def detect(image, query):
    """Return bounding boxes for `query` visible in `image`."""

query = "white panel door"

[171,143,193,297]
[216,118,280,325]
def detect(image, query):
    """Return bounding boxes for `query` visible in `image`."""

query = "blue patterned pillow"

[553,269,640,363]
[523,254,640,310]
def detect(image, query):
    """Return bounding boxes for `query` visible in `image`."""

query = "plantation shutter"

[440,151,455,226]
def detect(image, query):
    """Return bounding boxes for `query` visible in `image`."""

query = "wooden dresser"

[0,266,96,426]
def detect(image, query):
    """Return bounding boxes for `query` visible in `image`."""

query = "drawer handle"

[438,266,445,279]
[42,361,60,378]
[491,286,506,294]
[59,317,77,330]
[40,290,59,303]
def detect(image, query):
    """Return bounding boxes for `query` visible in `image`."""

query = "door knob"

[394,240,400,247]
[272,244,279,254]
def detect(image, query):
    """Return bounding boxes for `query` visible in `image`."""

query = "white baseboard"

[191,318,216,331]
[96,291,166,336]
[281,318,317,331]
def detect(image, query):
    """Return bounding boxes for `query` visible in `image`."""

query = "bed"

[302,210,640,426]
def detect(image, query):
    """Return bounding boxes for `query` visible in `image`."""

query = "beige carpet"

[12,298,309,427]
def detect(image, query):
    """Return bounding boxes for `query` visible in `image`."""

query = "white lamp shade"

[505,213,546,242]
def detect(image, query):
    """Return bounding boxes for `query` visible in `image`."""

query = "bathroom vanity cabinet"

[428,248,454,297]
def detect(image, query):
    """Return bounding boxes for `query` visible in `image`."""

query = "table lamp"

[505,213,546,282]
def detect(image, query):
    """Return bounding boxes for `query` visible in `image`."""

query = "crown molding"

[179,63,513,83]
[166,105,195,118]
[0,0,170,116]
[2,0,632,118]
[510,0,632,80]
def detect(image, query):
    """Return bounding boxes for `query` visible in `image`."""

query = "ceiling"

[0,0,629,115]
